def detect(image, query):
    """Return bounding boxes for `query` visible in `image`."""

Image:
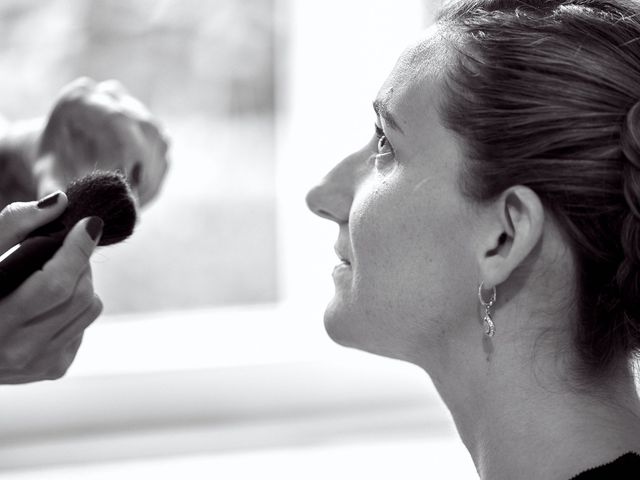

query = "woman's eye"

[375,140,395,173]
[372,123,395,173]
[377,135,391,153]
[374,124,392,153]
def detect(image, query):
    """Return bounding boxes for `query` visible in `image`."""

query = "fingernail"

[85,216,104,242]
[37,191,61,209]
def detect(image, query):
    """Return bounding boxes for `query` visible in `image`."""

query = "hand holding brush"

[0,171,138,383]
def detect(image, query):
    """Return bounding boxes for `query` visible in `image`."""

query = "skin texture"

[306,25,479,365]
[307,24,640,480]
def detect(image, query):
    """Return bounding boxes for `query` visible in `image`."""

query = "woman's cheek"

[349,184,388,264]
[350,183,409,293]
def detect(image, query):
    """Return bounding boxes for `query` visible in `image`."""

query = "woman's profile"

[307,0,640,478]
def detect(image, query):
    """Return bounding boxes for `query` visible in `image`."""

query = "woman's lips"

[334,244,352,265]
[333,260,352,278]
[333,243,352,280]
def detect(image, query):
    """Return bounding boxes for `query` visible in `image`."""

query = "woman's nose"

[306,163,354,224]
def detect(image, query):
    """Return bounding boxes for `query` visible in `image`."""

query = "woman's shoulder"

[570,452,640,479]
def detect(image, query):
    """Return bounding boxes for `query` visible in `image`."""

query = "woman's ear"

[477,186,544,287]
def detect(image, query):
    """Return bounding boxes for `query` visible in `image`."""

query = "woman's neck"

[425,325,640,480]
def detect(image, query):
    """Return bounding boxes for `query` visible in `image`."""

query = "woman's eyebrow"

[373,98,404,134]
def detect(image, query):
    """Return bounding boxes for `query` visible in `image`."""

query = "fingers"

[0,192,68,255]
[0,282,96,375]
[0,336,82,384]
[95,79,129,98]
[51,294,102,347]
[0,266,102,384]
[56,77,96,102]
[43,216,103,281]
[25,266,98,338]
[41,76,170,206]
[8,217,103,318]
[34,298,100,381]
[45,335,85,381]
[92,79,149,121]
[95,80,152,121]
[0,295,100,384]
[0,295,101,383]
[134,122,170,206]
[36,298,101,382]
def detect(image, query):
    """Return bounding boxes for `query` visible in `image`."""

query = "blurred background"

[0,1,478,478]
[0,0,280,312]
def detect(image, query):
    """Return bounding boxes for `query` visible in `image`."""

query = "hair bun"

[613,100,640,348]
[438,0,640,371]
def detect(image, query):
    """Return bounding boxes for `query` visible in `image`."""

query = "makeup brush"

[0,171,137,299]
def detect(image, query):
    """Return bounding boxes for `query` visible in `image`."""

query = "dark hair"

[436,0,640,373]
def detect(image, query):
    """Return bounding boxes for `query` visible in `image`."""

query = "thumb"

[40,216,103,282]
[0,191,68,255]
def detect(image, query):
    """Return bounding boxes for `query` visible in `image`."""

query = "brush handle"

[0,235,64,300]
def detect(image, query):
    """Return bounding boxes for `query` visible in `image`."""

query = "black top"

[571,452,640,479]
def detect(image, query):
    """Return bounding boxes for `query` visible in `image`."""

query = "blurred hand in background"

[34,77,170,207]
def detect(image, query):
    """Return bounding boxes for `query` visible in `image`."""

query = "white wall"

[277,0,432,309]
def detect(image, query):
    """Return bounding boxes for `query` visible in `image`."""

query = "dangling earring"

[478,282,496,338]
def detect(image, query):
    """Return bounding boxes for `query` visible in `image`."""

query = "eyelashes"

[377,135,390,152]
[373,123,395,172]
[374,124,393,152]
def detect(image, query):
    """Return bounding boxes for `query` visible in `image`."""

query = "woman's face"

[306,27,482,366]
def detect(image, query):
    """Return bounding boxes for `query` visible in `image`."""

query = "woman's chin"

[323,301,380,355]
[323,300,358,348]
[323,301,420,364]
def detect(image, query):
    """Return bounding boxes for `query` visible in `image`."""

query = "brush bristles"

[61,171,137,246]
